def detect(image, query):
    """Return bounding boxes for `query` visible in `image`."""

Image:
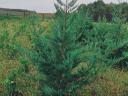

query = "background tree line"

[78,0,128,22]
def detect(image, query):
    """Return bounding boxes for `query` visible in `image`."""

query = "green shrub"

[20,0,99,95]
[4,71,17,95]
[80,17,128,69]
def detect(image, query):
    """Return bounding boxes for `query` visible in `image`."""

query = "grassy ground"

[0,17,128,96]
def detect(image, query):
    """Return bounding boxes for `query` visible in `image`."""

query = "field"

[0,14,128,96]
[0,8,54,20]
[0,8,34,17]
[0,1,128,96]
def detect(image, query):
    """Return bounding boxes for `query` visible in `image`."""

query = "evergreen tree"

[27,0,98,95]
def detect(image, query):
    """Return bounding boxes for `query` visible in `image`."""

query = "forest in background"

[78,0,128,22]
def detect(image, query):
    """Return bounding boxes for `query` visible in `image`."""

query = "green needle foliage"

[25,0,98,95]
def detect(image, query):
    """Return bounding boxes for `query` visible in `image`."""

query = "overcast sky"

[0,0,127,13]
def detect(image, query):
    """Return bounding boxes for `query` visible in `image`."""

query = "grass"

[81,68,128,96]
[0,16,128,96]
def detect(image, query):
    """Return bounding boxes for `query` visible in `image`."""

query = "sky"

[0,0,127,13]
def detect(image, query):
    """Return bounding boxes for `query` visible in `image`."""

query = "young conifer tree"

[29,0,98,95]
